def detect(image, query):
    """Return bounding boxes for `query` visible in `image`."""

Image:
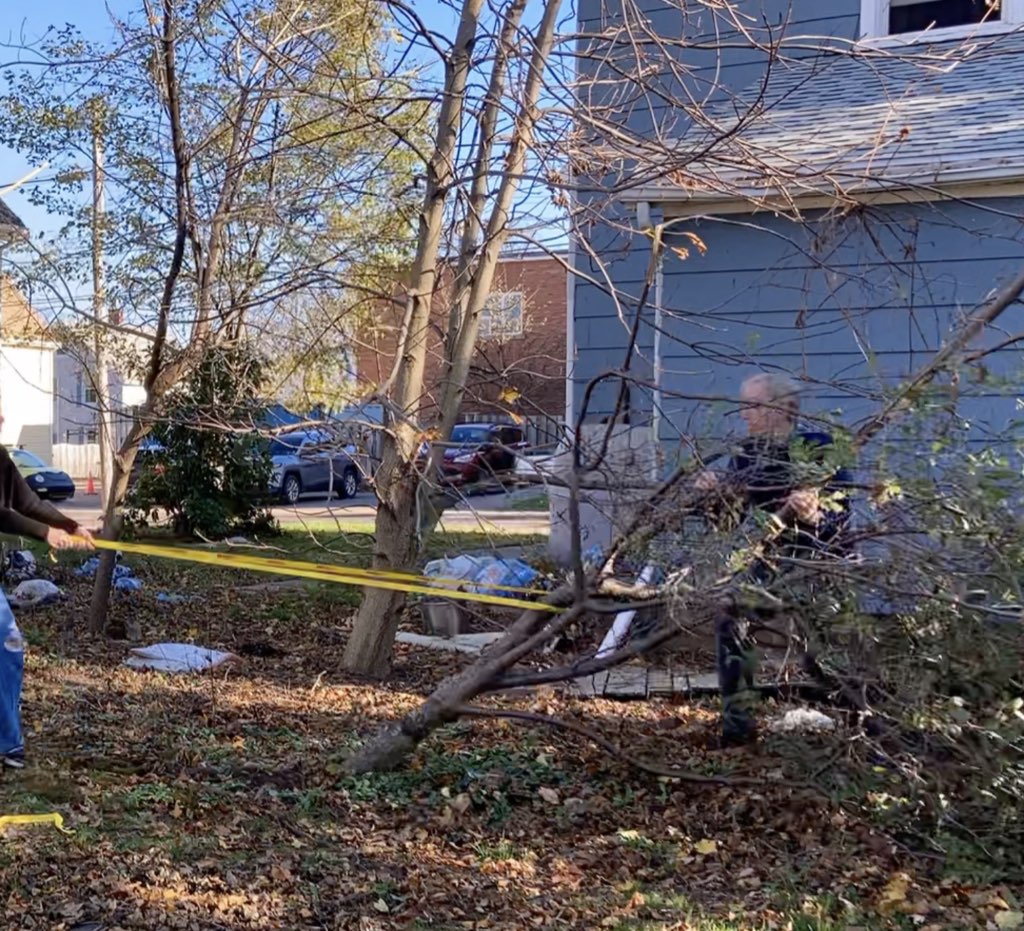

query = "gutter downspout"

[652,242,664,481]
[564,230,576,437]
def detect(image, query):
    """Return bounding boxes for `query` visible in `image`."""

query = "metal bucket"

[418,598,467,638]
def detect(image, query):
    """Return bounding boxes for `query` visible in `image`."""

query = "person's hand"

[694,470,720,492]
[46,527,95,551]
[785,487,821,523]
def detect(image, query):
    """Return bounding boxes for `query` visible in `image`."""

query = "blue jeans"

[0,592,24,756]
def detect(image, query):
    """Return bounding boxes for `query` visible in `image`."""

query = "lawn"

[0,530,1015,930]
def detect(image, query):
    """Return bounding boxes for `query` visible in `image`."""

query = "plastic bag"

[11,579,61,607]
[768,709,837,734]
[114,577,143,593]
[5,550,37,583]
[423,555,538,599]
[124,643,237,674]
[75,557,132,581]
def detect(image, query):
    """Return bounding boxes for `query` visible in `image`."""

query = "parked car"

[514,445,557,483]
[268,430,361,504]
[420,423,527,485]
[7,447,76,501]
[127,437,167,490]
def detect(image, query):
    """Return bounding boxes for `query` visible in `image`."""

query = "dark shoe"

[720,719,758,748]
[2,749,25,769]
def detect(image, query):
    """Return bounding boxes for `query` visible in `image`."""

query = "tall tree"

[0,0,423,632]
[342,0,566,675]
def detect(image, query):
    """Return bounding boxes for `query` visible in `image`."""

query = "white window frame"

[859,0,1023,44]
[479,291,524,340]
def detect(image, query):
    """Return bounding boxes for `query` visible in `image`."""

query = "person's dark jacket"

[0,446,80,541]
[726,430,853,548]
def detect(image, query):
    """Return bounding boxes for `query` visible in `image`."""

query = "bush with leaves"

[126,347,277,539]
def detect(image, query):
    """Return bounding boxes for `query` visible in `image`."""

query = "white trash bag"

[124,642,238,674]
[11,579,62,608]
[768,708,837,734]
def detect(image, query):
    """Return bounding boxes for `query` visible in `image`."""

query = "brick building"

[355,250,567,423]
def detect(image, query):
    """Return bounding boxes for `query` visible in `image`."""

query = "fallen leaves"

[0,560,1016,930]
[877,872,911,913]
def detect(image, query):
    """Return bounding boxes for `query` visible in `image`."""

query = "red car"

[421,423,526,485]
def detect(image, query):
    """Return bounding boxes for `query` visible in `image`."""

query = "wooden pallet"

[572,667,722,699]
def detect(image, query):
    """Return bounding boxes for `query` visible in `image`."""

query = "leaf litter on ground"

[0,537,1016,930]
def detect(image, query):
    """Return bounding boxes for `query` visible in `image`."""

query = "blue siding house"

[571,0,1024,461]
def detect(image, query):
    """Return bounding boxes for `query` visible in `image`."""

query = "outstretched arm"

[0,448,93,546]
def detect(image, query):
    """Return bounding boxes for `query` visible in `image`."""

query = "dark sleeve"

[817,450,854,542]
[0,447,78,541]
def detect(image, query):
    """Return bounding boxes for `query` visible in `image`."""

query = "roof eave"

[623,165,1024,221]
[0,225,28,246]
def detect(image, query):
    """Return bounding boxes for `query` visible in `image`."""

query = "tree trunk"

[341,477,420,675]
[345,592,577,773]
[88,456,133,635]
[88,438,142,635]
[343,0,485,676]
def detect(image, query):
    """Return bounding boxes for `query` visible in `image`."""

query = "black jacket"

[728,430,852,546]
[0,446,79,541]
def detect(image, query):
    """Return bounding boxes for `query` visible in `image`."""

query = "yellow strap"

[79,538,560,613]
[127,542,541,594]
[0,812,74,834]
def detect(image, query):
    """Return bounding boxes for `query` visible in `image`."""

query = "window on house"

[85,386,98,404]
[890,0,999,33]
[86,429,98,443]
[479,292,524,340]
[864,0,1017,37]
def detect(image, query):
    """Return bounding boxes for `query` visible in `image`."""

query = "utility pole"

[92,111,115,513]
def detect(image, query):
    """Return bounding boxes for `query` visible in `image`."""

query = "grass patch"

[340,737,566,823]
[507,492,549,512]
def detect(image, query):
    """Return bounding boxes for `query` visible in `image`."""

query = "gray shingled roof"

[0,196,27,234]
[637,31,1024,203]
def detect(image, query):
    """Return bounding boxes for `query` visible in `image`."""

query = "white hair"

[741,372,801,419]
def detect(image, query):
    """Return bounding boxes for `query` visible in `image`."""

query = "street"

[59,489,550,535]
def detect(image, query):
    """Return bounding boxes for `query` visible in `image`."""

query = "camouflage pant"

[714,550,841,737]
[714,603,762,739]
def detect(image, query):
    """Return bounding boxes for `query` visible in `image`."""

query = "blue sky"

[0,0,462,238]
[1,1,561,249]
[1,1,135,235]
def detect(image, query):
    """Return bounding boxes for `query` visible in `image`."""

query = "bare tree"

[342,0,566,674]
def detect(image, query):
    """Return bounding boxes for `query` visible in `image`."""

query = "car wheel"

[282,473,302,505]
[339,468,359,500]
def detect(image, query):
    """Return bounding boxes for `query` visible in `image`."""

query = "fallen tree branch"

[853,265,1024,449]
[456,704,817,790]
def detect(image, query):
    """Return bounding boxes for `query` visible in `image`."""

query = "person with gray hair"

[696,372,853,746]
